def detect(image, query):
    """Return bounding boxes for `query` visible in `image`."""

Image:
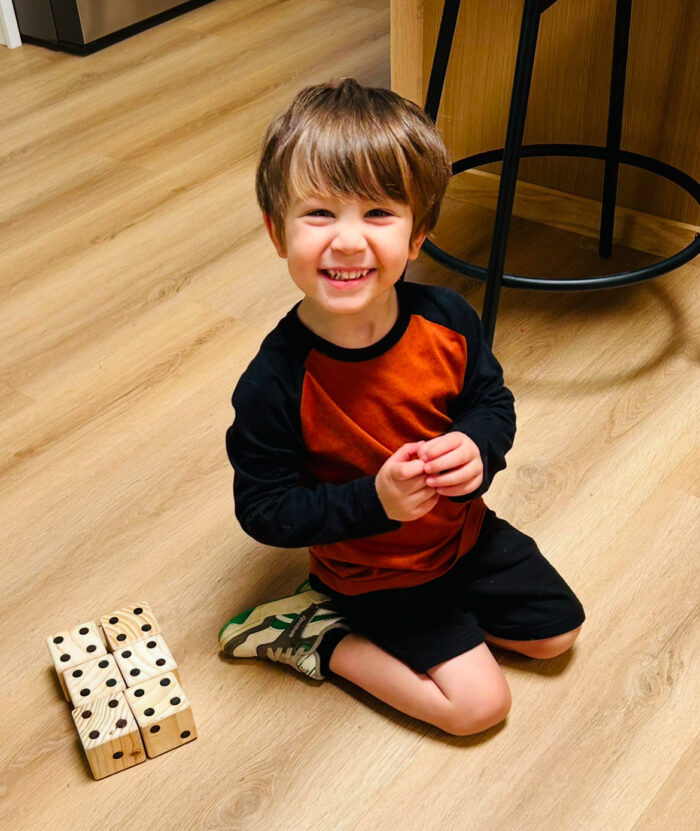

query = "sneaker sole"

[218,589,330,653]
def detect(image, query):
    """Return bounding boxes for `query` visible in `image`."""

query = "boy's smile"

[323,267,373,283]
[319,267,374,290]
[265,194,426,344]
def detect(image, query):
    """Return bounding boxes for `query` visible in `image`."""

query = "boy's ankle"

[316,626,349,677]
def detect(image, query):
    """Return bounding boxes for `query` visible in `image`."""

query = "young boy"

[219,79,584,736]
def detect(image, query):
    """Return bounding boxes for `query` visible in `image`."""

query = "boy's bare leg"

[483,626,582,660]
[329,633,511,736]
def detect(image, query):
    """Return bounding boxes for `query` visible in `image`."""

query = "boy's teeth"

[326,269,370,281]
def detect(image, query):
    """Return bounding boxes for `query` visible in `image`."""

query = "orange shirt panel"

[299,315,486,594]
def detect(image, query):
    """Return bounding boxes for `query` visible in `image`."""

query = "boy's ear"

[407,229,428,260]
[263,213,287,258]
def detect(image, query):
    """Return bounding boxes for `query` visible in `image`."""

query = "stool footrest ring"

[423,143,700,291]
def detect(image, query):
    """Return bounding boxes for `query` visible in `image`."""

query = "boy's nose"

[331,222,367,254]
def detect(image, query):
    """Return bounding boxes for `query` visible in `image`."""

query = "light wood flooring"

[1,1,698,829]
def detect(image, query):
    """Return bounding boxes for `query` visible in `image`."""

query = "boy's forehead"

[289,191,399,205]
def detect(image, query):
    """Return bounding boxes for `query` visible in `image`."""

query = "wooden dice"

[64,654,125,707]
[125,673,196,758]
[48,601,196,780]
[72,693,146,779]
[46,621,107,700]
[100,602,160,650]
[113,633,180,687]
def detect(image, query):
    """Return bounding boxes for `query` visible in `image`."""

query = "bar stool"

[422,0,700,346]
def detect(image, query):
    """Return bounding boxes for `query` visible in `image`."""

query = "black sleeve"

[445,301,516,501]
[227,359,400,548]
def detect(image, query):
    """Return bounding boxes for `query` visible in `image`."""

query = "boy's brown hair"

[256,78,451,246]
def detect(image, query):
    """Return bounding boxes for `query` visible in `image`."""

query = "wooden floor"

[1,2,698,829]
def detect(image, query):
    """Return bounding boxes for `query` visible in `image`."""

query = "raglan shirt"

[227,282,516,596]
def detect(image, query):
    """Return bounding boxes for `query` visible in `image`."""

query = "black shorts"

[309,510,585,674]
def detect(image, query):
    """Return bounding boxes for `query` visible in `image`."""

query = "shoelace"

[265,646,316,677]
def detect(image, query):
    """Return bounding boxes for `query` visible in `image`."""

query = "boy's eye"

[366,208,392,217]
[305,209,333,217]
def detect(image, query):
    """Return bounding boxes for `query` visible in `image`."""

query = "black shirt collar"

[285,282,412,363]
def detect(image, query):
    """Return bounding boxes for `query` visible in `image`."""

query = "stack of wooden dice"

[46,601,197,779]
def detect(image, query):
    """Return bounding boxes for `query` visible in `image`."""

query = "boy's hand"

[376,442,440,522]
[418,432,483,497]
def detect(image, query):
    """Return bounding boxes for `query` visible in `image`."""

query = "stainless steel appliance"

[12,0,214,52]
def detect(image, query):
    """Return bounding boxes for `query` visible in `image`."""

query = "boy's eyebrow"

[292,198,331,212]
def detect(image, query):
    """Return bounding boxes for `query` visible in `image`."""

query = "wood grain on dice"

[100,602,160,650]
[64,653,126,707]
[113,633,180,687]
[46,621,107,700]
[124,673,196,758]
[72,693,146,779]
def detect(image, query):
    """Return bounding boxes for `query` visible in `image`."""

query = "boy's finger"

[392,459,426,481]
[427,463,481,489]
[391,442,424,463]
[423,446,474,475]
[435,472,483,495]
[435,485,463,497]
[406,477,434,496]
[436,481,480,497]
[419,432,461,461]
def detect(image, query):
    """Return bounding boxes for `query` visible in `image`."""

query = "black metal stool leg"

[424,0,462,121]
[424,0,461,121]
[599,0,632,258]
[401,0,459,287]
[481,0,543,346]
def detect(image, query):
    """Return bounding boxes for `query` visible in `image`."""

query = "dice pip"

[46,621,107,700]
[124,672,196,758]
[113,633,180,687]
[72,693,146,779]
[100,601,160,650]
[64,653,125,707]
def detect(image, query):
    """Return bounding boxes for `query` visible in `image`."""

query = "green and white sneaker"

[218,589,348,681]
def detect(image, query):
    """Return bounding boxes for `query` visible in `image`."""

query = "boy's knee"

[441,675,512,737]
[521,625,582,660]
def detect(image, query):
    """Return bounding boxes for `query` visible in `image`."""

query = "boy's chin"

[303,285,398,314]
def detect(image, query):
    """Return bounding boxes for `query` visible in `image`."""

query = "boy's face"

[264,192,426,320]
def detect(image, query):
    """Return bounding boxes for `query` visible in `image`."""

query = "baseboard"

[446,169,700,260]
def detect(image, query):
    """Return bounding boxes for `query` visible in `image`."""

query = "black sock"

[317,626,349,677]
